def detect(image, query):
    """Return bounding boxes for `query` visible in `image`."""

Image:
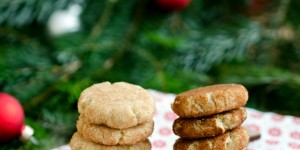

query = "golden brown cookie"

[77,115,154,145]
[174,126,249,150]
[173,107,247,139]
[171,84,248,118]
[78,82,155,129]
[70,132,151,150]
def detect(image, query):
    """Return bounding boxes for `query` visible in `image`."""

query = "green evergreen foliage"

[1,0,300,149]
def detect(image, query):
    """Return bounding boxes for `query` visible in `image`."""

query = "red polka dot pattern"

[153,140,166,148]
[266,139,279,145]
[244,105,300,149]
[291,131,300,139]
[293,118,300,125]
[271,114,285,122]
[164,111,178,122]
[246,124,260,132]
[250,112,264,118]
[159,127,172,136]
[289,142,300,149]
[268,127,282,137]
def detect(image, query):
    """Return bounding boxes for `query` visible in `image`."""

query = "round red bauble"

[155,0,191,11]
[0,93,24,142]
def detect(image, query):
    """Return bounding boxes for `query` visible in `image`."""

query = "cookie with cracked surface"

[78,82,155,129]
[172,84,248,118]
[173,107,247,139]
[77,115,154,145]
[70,132,151,150]
[174,126,249,150]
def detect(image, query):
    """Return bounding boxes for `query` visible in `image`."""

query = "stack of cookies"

[171,84,249,150]
[70,82,155,150]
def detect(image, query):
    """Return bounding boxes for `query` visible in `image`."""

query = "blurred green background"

[1,0,300,149]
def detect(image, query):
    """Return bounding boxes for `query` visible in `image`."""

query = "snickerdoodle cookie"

[77,115,154,145]
[173,107,247,139]
[173,126,249,150]
[70,132,151,150]
[171,84,248,118]
[78,82,155,129]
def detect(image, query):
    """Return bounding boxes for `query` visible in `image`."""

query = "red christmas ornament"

[0,93,24,142]
[155,0,191,11]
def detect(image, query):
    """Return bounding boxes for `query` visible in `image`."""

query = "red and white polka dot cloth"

[54,90,300,150]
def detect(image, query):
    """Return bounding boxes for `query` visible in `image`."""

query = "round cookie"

[77,115,154,145]
[78,82,155,129]
[174,126,249,150]
[70,132,151,150]
[173,107,247,139]
[171,84,248,118]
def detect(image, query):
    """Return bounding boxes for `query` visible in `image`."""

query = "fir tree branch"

[273,0,291,41]
[24,60,82,110]
[25,86,56,110]
[61,0,117,52]
[0,26,45,50]
[25,0,147,109]
[133,46,166,89]
[276,0,291,26]
[90,0,147,80]
[88,0,117,39]
[24,0,118,109]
